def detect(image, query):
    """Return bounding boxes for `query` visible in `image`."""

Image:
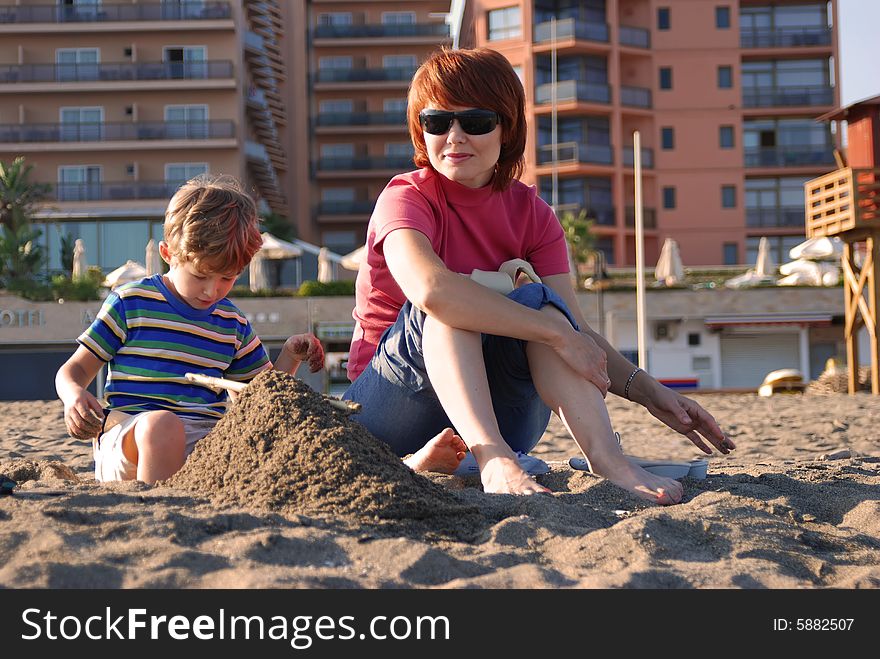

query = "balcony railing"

[318,201,376,215]
[315,67,416,83]
[316,111,407,127]
[0,120,234,142]
[47,180,182,202]
[534,18,609,44]
[317,155,414,171]
[0,60,233,84]
[314,23,450,39]
[746,206,805,228]
[621,146,654,169]
[537,142,613,166]
[744,145,835,168]
[742,86,834,108]
[740,26,833,49]
[0,2,231,24]
[619,24,650,48]
[620,85,652,108]
[535,80,611,105]
[625,206,657,229]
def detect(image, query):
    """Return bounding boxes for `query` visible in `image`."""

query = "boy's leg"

[525,306,683,505]
[421,315,549,495]
[119,410,186,483]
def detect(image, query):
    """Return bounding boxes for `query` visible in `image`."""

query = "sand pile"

[0,459,79,484]
[807,366,871,394]
[166,370,483,538]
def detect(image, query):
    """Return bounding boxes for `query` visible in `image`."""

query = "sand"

[1,389,879,588]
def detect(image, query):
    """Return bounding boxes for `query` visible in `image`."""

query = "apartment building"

[286,0,452,254]
[0,0,287,274]
[458,0,839,266]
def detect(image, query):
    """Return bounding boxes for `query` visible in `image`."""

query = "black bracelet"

[624,367,643,400]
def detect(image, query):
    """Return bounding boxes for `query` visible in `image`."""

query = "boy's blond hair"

[163,175,263,274]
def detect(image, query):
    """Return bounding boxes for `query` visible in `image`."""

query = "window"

[720,125,735,148]
[658,7,670,30]
[163,46,207,79]
[746,236,803,266]
[319,99,354,113]
[61,0,101,21]
[59,107,103,141]
[488,6,521,41]
[723,242,738,265]
[56,48,99,82]
[721,185,737,208]
[162,0,205,20]
[512,65,525,87]
[718,65,733,89]
[661,127,675,150]
[385,142,413,157]
[688,333,702,347]
[321,188,356,202]
[322,230,358,256]
[165,163,208,188]
[745,176,810,228]
[716,6,731,29]
[321,143,355,158]
[659,67,672,90]
[382,54,417,70]
[317,12,352,26]
[165,105,208,139]
[662,186,676,209]
[381,11,415,25]
[318,56,352,70]
[692,356,711,371]
[58,165,101,201]
[383,98,407,113]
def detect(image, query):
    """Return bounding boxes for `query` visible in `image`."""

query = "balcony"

[0,120,234,143]
[314,67,416,84]
[318,201,376,215]
[0,2,231,24]
[315,111,407,127]
[741,27,833,49]
[744,145,835,168]
[621,146,654,169]
[746,207,805,228]
[535,80,611,105]
[537,142,613,166]
[317,155,414,171]
[534,19,609,44]
[0,60,233,84]
[619,25,650,49]
[47,180,179,202]
[742,86,834,108]
[313,23,449,39]
[620,85,651,108]
[625,207,657,229]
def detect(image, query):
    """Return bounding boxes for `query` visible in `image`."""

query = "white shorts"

[93,412,216,482]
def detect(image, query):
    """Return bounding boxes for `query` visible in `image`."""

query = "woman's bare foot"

[403,428,468,474]
[479,455,550,495]
[587,453,683,505]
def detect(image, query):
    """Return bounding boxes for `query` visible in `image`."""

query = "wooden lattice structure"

[805,167,880,393]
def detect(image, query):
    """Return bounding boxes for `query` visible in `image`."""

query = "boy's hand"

[63,390,105,439]
[282,333,325,373]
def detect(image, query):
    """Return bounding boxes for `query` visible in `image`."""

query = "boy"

[55,175,323,484]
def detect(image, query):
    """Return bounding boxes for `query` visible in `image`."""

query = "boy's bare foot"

[480,456,550,495]
[403,428,468,474]
[588,453,683,505]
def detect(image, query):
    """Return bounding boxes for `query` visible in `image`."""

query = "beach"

[1,390,879,589]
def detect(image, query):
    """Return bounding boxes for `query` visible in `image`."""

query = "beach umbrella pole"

[634,131,647,369]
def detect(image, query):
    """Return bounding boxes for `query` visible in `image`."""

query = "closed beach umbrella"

[145,239,163,275]
[754,237,776,277]
[318,247,334,283]
[259,233,302,259]
[249,250,269,292]
[654,238,684,285]
[71,238,87,280]
[340,245,365,271]
[789,236,843,261]
[103,260,147,289]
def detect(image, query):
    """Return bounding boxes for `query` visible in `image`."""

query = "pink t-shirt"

[347,168,571,381]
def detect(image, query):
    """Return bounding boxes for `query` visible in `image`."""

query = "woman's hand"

[282,333,325,373]
[62,389,104,439]
[641,382,735,454]
[549,325,610,397]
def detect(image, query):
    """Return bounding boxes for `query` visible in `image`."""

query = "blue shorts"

[342,283,579,456]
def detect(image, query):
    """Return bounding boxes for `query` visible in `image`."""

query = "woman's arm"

[383,228,611,394]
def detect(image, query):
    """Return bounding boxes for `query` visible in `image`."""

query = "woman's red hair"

[407,48,526,191]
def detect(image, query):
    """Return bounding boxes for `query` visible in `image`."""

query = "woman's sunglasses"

[419,109,500,136]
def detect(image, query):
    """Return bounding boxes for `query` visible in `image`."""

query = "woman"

[343,48,734,503]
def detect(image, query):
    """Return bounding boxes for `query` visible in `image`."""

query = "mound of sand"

[166,370,483,538]
[0,459,79,484]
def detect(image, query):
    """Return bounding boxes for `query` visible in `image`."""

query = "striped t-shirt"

[78,274,270,420]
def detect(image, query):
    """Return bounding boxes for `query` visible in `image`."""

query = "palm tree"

[0,157,50,288]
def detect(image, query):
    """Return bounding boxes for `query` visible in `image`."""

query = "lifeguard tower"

[805,96,880,393]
